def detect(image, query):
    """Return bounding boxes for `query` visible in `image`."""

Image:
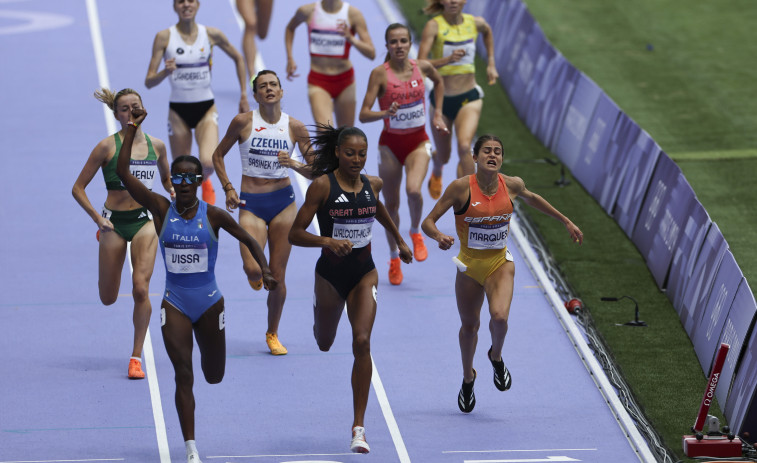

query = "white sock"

[389,248,400,259]
[130,356,141,362]
[185,440,198,455]
[409,227,420,235]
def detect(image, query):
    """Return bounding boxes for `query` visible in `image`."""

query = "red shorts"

[379,128,430,166]
[307,68,355,99]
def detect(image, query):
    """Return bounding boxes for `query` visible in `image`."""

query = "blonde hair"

[93,87,142,113]
[422,0,444,15]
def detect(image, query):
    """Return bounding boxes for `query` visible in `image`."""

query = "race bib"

[171,64,211,89]
[468,222,509,250]
[165,243,208,273]
[130,159,158,190]
[332,217,374,248]
[310,29,347,56]
[388,100,426,130]
[242,150,286,178]
[442,39,475,67]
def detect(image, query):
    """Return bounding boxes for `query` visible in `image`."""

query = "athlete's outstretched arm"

[208,27,250,113]
[145,30,173,89]
[369,176,412,263]
[358,66,393,124]
[418,59,448,133]
[278,117,313,179]
[212,113,249,212]
[289,176,353,257]
[422,177,468,250]
[284,5,311,81]
[505,175,583,244]
[345,6,376,60]
[206,205,278,290]
[475,16,499,85]
[115,109,171,230]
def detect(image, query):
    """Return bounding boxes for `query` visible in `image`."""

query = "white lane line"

[84,0,115,136]
[84,1,170,462]
[206,452,351,459]
[464,458,580,463]
[0,459,125,463]
[226,2,405,460]
[443,449,596,454]
[371,356,411,462]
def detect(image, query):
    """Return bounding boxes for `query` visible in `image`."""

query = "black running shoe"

[458,369,476,413]
[488,347,512,391]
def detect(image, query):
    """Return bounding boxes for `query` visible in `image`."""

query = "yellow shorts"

[453,248,514,286]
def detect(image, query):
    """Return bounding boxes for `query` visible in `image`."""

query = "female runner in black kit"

[288,124,412,453]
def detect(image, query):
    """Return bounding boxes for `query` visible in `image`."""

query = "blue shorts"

[163,278,222,323]
[239,185,295,224]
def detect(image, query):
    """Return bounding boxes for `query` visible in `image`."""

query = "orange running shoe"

[428,173,442,200]
[266,332,288,355]
[410,233,428,262]
[249,278,263,291]
[388,257,403,285]
[128,358,145,379]
[201,178,216,205]
[96,229,100,241]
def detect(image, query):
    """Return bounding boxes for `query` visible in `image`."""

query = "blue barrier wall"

[464,0,757,437]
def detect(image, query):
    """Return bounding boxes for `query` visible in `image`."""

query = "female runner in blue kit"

[116,107,276,463]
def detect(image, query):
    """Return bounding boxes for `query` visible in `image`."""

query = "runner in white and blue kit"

[116,107,276,463]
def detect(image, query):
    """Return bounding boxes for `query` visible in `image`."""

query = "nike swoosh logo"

[170,218,180,222]
[255,127,266,132]
[290,194,295,198]
[472,202,481,206]
[208,290,217,297]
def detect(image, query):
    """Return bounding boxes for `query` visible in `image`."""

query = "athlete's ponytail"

[94,87,142,114]
[422,0,444,16]
[307,123,367,177]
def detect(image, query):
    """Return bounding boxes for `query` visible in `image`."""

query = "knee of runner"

[352,333,371,356]
[491,315,508,327]
[174,363,194,385]
[132,284,150,304]
[460,320,480,334]
[405,185,422,198]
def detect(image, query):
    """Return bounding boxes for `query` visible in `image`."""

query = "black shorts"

[315,247,375,300]
[169,99,215,129]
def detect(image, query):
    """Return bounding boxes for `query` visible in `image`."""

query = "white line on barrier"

[84,1,171,462]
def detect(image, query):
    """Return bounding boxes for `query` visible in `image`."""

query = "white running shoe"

[350,426,370,453]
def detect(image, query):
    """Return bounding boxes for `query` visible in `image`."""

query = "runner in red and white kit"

[359,23,448,285]
[284,0,375,127]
